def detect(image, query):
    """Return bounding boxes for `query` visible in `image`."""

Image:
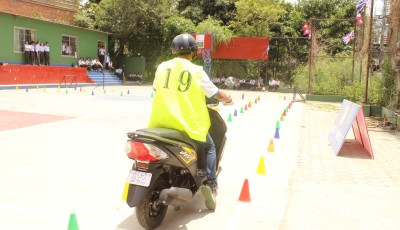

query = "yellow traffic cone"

[256,156,266,175]
[122,182,129,201]
[268,138,274,152]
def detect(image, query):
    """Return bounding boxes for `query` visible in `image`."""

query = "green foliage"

[378,55,396,106]
[195,16,233,48]
[73,10,93,28]
[232,0,284,36]
[176,0,236,25]
[292,52,391,105]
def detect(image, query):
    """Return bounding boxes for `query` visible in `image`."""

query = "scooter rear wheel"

[136,178,168,229]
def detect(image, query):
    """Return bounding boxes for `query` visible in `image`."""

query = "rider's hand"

[222,96,234,106]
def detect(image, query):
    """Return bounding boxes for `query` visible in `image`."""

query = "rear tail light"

[125,141,169,162]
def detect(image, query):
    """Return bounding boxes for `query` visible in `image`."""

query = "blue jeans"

[195,133,217,182]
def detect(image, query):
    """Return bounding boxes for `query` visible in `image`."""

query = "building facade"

[0,0,108,66]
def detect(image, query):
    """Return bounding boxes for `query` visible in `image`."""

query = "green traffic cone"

[120,91,123,96]
[275,120,280,130]
[228,113,232,122]
[66,89,69,94]
[240,107,244,113]
[286,106,288,112]
[67,213,79,230]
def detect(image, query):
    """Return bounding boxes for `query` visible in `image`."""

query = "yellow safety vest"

[148,58,210,142]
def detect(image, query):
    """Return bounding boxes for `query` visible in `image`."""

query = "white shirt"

[44,45,50,52]
[24,44,30,51]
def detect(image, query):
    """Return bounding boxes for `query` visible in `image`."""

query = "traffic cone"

[57,85,60,92]
[275,120,280,130]
[120,91,123,96]
[254,98,257,104]
[66,89,69,94]
[283,110,286,117]
[238,179,251,202]
[104,89,106,94]
[274,128,280,139]
[36,85,39,89]
[92,91,94,96]
[286,106,288,112]
[127,90,130,94]
[256,156,266,175]
[122,182,129,201]
[288,103,291,109]
[43,87,46,92]
[240,107,244,113]
[26,88,29,92]
[268,138,274,152]
[242,93,244,99]
[228,113,232,122]
[248,101,251,108]
[67,213,79,230]
[80,87,82,92]
[16,86,19,91]
[234,109,238,116]
[151,92,153,98]
[284,95,286,100]
[244,104,248,111]
[280,115,284,121]
[74,87,77,91]
[290,101,293,107]
[258,96,260,101]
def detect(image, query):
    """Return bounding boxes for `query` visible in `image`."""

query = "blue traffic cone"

[274,128,280,139]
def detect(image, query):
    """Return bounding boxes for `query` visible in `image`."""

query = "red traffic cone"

[284,95,286,100]
[244,104,248,111]
[238,179,251,202]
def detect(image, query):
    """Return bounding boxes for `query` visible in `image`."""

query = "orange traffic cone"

[238,179,251,202]
[244,104,248,111]
[284,95,286,100]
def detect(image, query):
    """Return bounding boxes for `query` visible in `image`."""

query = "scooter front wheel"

[136,178,168,229]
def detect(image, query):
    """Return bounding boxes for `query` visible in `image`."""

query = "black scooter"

[124,103,227,229]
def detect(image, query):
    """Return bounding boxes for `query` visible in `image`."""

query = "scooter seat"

[135,128,198,150]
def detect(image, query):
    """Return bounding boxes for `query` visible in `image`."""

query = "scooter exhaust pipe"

[159,187,193,206]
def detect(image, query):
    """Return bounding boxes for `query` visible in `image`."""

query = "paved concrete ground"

[0,85,399,230]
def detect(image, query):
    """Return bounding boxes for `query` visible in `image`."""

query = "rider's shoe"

[201,181,217,211]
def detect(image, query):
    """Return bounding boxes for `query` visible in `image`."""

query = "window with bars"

[62,35,78,57]
[14,27,37,53]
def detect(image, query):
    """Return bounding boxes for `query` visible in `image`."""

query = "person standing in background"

[30,41,36,65]
[39,42,45,66]
[35,41,41,65]
[24,41,30,65]
[98,46,105,66]
[44,42,50,66]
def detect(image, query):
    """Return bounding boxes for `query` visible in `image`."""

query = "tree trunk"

[388,0,400,108]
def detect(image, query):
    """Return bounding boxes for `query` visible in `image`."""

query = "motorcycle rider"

[148,34,233,211]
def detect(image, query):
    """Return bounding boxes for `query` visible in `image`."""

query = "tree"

[176,0,236,25]
[232,0,284,37]
[93,0,165,72]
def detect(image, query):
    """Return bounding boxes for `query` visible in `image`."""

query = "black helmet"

[171,34,198,55]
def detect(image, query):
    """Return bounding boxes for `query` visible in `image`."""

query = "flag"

[342,31,355,45]
[266,45,270,54]
[356,0,368,13]
[356,13,363,25]
[303,28,310,35]
[302,21,309,31]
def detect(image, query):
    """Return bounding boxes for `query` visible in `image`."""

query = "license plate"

[127,170,152,187]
